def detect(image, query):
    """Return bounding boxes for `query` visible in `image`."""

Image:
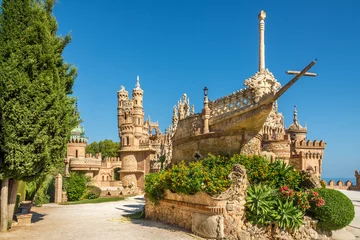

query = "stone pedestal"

[54,173,62,203]
[15,213,32,226]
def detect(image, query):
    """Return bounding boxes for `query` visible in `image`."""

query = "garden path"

[0,195,200,240]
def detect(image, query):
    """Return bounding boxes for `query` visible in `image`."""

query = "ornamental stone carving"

[244,69,281,103]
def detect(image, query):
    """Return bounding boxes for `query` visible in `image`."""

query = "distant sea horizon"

[321,177,356,184]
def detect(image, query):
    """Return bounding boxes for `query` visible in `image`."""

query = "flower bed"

[145,154,354,238]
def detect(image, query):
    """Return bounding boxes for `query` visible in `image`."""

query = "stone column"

[240,131,262,155]
[203,89,210,134]
[258,10,266,71]
[54,173,63,203]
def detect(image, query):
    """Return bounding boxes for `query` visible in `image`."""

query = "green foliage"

[83,185,101,199]
[145,154,305,205]
[310,188,354,231]
[17,181,26,201]
[231,156,303,190]
[64,172,90,201]
[86,140,120,158]
[0,0,78,181]
[267,161,303,190]
[273,199,303,230]
[245,184,304,230]
[245,184,277,226]
[320,180,326,189]
[144,173,167,204]
[26,174,55,205]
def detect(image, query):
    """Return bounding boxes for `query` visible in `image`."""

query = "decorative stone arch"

[150,125,160,135]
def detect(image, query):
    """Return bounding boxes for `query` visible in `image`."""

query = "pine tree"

[0,0,78,231]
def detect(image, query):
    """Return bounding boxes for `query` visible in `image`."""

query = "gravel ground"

[0,195,200,240]
[2,190,360,240]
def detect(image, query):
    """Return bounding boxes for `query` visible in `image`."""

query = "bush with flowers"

[245,184,326,230]
[144,154,354,230]
[308,188,354,231]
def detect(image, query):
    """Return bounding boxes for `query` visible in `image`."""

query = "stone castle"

[117,76,171,188]
[65,10,326,192]
[169,10,326,177]
[64,125,122,189]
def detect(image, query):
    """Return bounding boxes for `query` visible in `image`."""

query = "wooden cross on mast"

[286,61,318,77]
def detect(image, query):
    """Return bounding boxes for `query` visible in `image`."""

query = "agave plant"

[245,184,277,226]
[273,199,303,230]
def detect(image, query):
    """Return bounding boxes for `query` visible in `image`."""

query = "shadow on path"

[116,204,144,213]
[31,211,47,223]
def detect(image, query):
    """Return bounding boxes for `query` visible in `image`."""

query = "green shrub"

[320,180,326,189]
[310,188,354,231]
[144,154,306,204]
[245,184,277,226]
[273,199,303,230]
[64,172,90,201]
[144,172,168,204]
[84,185,101,199]
[267,161,303,190]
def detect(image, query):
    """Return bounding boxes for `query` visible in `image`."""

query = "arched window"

[75,149,78,158]
[126,136,130,145]
[102,176,104,181]
[138,118,140,125]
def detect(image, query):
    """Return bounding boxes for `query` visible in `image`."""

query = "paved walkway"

[1,190,360,240]
[0,196,199,240]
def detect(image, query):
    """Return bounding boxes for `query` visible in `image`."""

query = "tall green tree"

[0,0,77,231]
[86,139,120,159]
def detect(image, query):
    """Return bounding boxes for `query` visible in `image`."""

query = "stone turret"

[132,76,145,140]
[287,105,308,141]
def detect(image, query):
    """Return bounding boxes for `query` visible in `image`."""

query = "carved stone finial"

[258,10,266,21]
[135,75,140,89]
[120,85,125,91]
[293,105,299,126]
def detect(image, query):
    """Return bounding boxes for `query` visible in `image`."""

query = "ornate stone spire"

[258,10,266,71]
[293,105,299,126]
[135,75,141,89]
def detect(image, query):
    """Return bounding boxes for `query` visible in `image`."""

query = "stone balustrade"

[70,158,101,167]
[208,89,254,119]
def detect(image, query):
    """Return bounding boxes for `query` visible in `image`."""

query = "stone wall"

[172,132,244,164]
[145,164,331,240]
[325,180,357,190]
[146,164,249,239]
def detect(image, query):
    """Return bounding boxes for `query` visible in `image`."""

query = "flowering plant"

[279,186,325,212]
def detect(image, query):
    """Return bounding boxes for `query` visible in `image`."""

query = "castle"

[117,76,171,188]
[64,125,122,189]
[169,10,326,177]
[65,10,326,193]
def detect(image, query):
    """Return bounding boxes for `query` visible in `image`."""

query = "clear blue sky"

[53,0,359,178]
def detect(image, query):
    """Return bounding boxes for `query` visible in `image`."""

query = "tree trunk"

[8,179,19,226]
[0,179,9,232]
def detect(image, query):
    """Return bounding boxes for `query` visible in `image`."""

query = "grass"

[61,196,126,205]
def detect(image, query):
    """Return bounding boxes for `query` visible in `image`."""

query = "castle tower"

[118,76,156,189]
[65,103,88,171]
[286,105,308,141]
[287,106,326,177]
[132,76,145,142]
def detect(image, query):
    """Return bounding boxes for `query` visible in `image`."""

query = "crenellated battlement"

[325,179,355,190]
[294,139,326,148]
[69,137,87,143]
[103,157,121,162]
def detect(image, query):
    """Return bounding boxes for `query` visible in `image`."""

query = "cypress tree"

[0,0,78,231]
